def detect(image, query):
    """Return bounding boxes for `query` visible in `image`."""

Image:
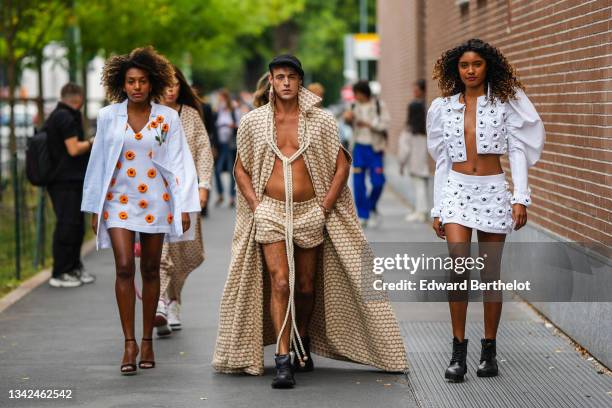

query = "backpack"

[228,108,239,150]
[26,129,58,186]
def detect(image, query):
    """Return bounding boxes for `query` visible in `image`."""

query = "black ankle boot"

[292,336,314,373]
[477,338,498,377]
[271,354,295,389]
[445,337,468,382]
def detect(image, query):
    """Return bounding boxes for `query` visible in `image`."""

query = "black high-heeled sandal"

[121,339,138,376]
[138,338,156,369]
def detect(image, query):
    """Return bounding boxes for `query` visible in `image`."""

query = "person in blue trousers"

[343,81,391,227]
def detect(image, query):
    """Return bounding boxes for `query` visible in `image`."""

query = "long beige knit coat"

[159,105,214,301]
[212,87,408,375]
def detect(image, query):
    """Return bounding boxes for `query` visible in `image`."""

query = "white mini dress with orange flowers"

[103,119,174,233]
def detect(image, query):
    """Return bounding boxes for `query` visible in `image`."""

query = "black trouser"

[47,182,85,278]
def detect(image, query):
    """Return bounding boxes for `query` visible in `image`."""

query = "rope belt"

[266,110,311,367]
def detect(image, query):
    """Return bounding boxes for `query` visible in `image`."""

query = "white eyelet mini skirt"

[440,170,513,234]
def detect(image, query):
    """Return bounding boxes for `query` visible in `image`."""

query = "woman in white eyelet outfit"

[427,39,545,382]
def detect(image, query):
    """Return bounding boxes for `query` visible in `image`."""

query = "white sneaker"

[75,267,96,284]
[359,218,368,229]
[49,273,82,288]
[404,211,427,223]
[168,300,182,331]
[368,212,381,228]
[154,300,172,337]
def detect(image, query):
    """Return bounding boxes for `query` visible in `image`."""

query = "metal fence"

[0,96,106,289]
[0,97,54,287]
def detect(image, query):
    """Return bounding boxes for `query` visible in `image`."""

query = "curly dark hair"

[101,46,174,103]
[432,38,524,103]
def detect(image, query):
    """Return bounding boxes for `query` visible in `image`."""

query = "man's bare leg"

[262,241,291,355]
[295,244,320,337]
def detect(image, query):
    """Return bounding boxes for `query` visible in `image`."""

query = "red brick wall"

[377,0,423,152]
[378,0,612,244]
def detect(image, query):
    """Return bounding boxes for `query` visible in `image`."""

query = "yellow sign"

[353,33,380,60]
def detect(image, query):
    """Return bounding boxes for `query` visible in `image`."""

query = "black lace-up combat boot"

[476,338,498,377]
[271,354,295,389]
[292,336,314,373]
[445,337,468,382]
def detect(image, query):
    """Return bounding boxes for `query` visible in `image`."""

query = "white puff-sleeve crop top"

[427,87,546,218]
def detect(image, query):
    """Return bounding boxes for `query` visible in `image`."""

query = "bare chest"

[274,114,300,155]
[463,103,477,140]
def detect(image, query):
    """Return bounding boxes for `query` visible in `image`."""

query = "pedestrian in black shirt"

[46,83,95,288]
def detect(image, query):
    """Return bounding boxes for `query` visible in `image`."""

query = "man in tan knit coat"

[213,55,407,389]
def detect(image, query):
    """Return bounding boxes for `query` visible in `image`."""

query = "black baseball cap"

[269,54,304,78]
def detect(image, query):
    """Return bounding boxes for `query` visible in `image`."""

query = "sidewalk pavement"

[1,187,610,408]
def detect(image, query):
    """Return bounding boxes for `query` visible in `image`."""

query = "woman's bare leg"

[138,232,165,365]
[476,230,506,339]
[108,228,138,367]
[444,223,473,341]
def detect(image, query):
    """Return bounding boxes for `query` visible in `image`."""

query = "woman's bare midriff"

[452,154,503,176]
[264,156,316,202]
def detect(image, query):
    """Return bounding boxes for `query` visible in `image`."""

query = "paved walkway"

[1,187,610,408]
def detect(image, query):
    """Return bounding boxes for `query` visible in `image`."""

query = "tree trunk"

[36,51,45,127]
[80,55,89,134]
[7,55,16,157]
[273,21,299,54]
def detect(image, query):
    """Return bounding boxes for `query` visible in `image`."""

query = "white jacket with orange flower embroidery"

[81,100,200,249]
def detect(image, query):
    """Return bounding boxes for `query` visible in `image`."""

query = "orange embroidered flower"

[119,212,128,220]
[138,184,148,193]
[162,192,170,201]
[127,168,136,177]
[148,151,153,159]
[119,194,128,204]
[138,199,148,209]
[106,192,114,201]
[156,115,164,123]
[110,178,116,187]
[150,120,159,129]
[103,211,109,220]
[167,214,173,224]
[145,214,155,224]
[147,168,157,178]
[134,132,143,140]
[116,161,122,169]
[147,124,151,130]
[162,123,169,132]
[125,151,135,160]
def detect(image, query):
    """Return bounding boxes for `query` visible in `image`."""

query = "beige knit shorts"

[254,195,326,249]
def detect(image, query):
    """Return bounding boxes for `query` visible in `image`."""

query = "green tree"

[72,0,305,93]
[0,0,69,185]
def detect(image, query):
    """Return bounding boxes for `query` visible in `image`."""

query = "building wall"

[378,0,612,246]
[377,0,422,153]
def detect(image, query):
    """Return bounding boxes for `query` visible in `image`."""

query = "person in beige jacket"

[155,65,214,336]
